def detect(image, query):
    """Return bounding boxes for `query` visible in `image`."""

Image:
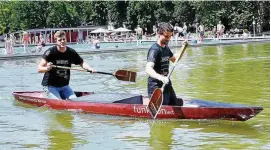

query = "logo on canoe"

[18,96,46,104]
[133,105,174,115]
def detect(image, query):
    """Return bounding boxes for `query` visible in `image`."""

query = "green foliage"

[190,1,229,27]
[172,1,195,25]
[0,1,269,35]
[91,1,107,25]
[0,1,15,33]
[107,1,128,28]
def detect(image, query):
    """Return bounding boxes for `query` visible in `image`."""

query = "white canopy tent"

[90,28,112,41]
[113,27,131,32]
[91,28,110,33]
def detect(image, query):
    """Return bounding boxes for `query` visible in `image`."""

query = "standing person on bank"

[198,23,205,42]
[217,21,225,39]
[38,30,96,100]
[22,31,29,53]
[135,25,143,46]
[182,22,188,39]
[145,22,186,106]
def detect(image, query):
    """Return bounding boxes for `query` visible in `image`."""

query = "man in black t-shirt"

[38,30,96,100]
[146,22,184,106]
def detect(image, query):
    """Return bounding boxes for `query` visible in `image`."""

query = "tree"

[172,1,195,26]
[0,1,15,33]
[0,1,269,35]
[12,1,50,29]
[106,1,128,28]
[91,1,108,25]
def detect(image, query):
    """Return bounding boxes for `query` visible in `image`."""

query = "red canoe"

[12,91,263,121]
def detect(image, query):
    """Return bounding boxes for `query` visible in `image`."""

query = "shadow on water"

[78,114,266,149]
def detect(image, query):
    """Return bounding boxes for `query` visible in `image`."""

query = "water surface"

[0,42,269,149]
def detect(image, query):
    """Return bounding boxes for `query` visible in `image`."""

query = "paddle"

[146,42,188,119]
[52,65,136,82]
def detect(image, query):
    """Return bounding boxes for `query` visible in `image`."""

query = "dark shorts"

[148,80,178,106]
[137,34,142,40]
[200,31,204,37]
[179,32,184,37]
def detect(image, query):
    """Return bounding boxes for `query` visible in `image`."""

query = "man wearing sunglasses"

[38,30,96,100]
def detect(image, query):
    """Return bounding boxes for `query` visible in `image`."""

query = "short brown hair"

[54,30,66,39]
[157,22,173,35]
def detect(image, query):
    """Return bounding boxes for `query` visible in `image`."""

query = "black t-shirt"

[147,43,173,83]
[41,46,83,87]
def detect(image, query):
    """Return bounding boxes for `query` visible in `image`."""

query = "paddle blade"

[114,70,137,82]
[146,88,163,119]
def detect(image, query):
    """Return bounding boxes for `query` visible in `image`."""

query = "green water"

[0,42,269,149]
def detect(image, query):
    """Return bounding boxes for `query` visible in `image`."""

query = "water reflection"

[148,121,175,150]
[47,112,76,150]
[153,120,262,149]
[76,118,264,149]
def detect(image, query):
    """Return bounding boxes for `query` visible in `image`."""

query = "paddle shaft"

[51,65,137,82]
[161,43,187,89]
[52,65,114,76]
